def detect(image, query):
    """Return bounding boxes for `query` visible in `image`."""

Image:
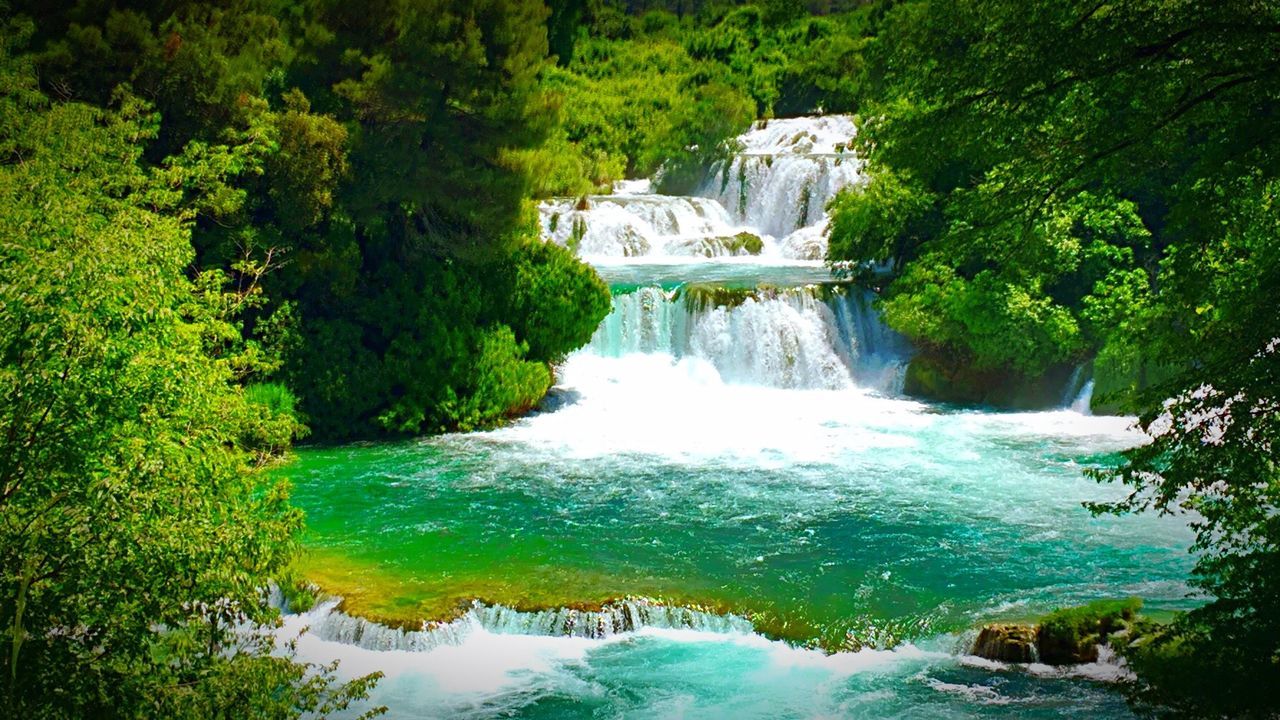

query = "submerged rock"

[972,623,1039,663]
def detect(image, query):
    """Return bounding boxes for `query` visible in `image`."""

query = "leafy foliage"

[16,0,612,440]
[523,1,888,197]
[1037,598,1141,664]
[829,0,1280,714]
[0,29,378,717]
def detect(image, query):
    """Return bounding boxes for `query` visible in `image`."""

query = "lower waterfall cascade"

[587,284,910,393]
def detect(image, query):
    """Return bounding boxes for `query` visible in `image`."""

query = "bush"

[1037,597,1142,664]
[503,236,611,361]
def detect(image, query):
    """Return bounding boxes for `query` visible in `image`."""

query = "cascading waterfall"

[279,115,1185,719]
[1071,380,1096,414]
[699,115,862,259]
[538,115,863,261]
[1062,365,1096,414]
[539,194,750,258]
[586,284,910,394]
[301,598,754,653]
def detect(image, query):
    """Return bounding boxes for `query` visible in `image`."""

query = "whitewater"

[283,117,1196,718]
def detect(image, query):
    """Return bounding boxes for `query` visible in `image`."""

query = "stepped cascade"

[539,115,861,261]
[298,599,754,653]
[536,115,910,396]
[699,115,862,257]
[283,116,1193,719]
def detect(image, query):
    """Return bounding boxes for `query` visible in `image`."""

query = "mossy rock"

[675,283,758,310]
[903,354,1078,410]
[682,232,764,258]
[1036,598,1142,664]
[725,231,764,255]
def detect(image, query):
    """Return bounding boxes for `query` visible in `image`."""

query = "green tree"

[0,28,378,717]
[834,0,1280,713]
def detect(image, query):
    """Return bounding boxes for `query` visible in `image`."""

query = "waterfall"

[585,284,910,394]
[537,115,911,396]
[301,598,754,653]
[539,115,863,261]
[698,116,863,259]
[539,194,752,258]
[1070,381,1095,414]
[1061,365,1095,414]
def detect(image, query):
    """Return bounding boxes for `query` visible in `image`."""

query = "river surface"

[283,118,1197,718]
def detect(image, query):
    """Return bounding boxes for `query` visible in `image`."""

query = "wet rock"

[903,354,1079,410]
[972,623,1039,663]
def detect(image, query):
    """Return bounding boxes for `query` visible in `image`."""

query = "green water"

[290,412,1192,647]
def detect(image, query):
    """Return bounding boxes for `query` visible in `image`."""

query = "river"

[282,117,1196,719]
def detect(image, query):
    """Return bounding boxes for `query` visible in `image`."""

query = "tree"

[1089,173,1280,718]
[0,27,378,717]
[15,0,612,441]
[833,0,1280,714]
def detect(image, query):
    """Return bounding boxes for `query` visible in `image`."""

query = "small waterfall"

[699,116,863,259]
[829,290,915,394]
[585,284,910,393]
[302,598,754,652]
[539,194,753,258]
[701,155,859,242]
[1070,380,1095,414]
[1062,365,1095,414]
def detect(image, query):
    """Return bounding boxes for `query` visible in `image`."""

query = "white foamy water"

[700,117,862,248]
[539,195,751,258]
[284,600,953,720]
[585,283,912,394]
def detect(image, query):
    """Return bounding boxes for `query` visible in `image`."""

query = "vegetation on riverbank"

[12,0,611,443]
[0,27,380,716]
[1,0,608,714]
[522,1,885,196]
[828,0,1280,715]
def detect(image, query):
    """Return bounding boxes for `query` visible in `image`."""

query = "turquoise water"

[283,263,1196,719]
[284,118,1195,718]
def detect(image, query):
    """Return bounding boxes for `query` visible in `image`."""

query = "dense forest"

[1,0,1276,717]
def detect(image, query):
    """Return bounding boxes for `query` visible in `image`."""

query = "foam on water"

[286,599,1139,719]
[283,599,969,720]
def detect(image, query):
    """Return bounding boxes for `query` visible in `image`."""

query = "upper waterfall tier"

[538,115,862,262]
[729,114,860,157]
[699,116,862,252]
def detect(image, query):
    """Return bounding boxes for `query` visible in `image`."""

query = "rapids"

[283,117,1196,718]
